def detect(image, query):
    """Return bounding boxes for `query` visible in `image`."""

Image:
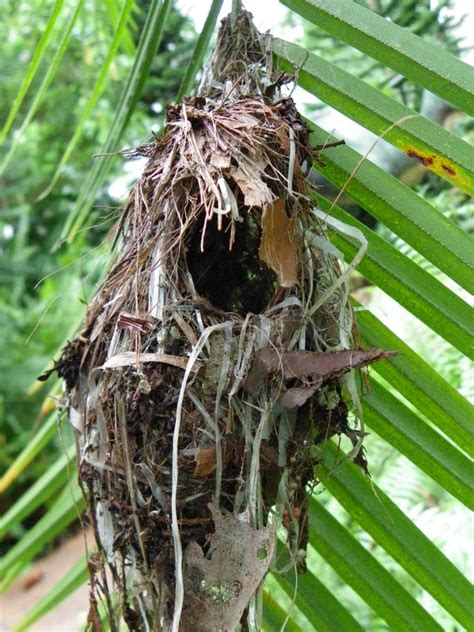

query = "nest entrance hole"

[187,212,277,314]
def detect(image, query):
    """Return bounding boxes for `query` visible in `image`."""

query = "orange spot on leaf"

[441,163,456,176]
[406,149,435,168]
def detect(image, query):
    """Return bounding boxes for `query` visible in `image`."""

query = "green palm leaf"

[0,0,84,175]
[11,555,89,632]
[0,481,85,591]
[314,192,473,358]
[308,499,443,631]
[280,0,474,114]
[38,0,136,199]
[271,543,366,631]
[59,0,172,244]
[0,0,67,143]
[177,0,224,100]
[272,37,474,194]
[319,441,474,629]
[308,122,474,295]
[356,305,474,457]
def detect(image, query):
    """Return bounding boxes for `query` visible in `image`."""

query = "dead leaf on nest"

[182,506,275,631]
[244,347,397,398]
[102,352,200,372]
[210,151,231,169]
[220,112,260,130]
[258,198,298,287]
[193,444,232,477]
[230,166,274,207]
[279,383,321,409]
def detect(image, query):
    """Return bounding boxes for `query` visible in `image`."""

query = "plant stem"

[230,0,242,30]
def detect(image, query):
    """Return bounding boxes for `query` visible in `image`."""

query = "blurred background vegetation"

[0,0,196,552]
[0,0,472,629]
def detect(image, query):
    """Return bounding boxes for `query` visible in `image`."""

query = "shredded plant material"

[55,10,395,632]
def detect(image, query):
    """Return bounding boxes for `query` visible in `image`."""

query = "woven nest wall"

[56,11,392,632]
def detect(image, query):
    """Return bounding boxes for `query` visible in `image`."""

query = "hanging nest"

[54,10,394,632]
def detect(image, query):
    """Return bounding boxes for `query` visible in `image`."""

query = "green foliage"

[284,0,471,112]
[1,0,472,630]
[272,37,474,194]
[11,554,89,632]
[0,0,193,555]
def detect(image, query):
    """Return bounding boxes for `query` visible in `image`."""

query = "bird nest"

[55,11,393,632]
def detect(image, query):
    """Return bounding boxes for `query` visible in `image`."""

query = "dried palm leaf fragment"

[259,198,299,287]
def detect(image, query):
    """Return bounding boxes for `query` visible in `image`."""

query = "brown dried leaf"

[230,166,274,207]
[182,507,275,631]
[194,447,218,477]
[193,444,232,477]
[258,199,298,287]
[281,348,397,380]
[243,347,281,397]
[244,347,397,397]
[279,383,321,409]
[210,151,231,169]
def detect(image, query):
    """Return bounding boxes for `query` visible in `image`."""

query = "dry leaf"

[279,383,321,409]
[220,113,260,129]
[193,444,232,477]
[244,347,397,397]
[102,352,200,372]
[194,447,218,477]
[258,199,298,287]
[230,166,274,207]
[210,151,231,169]
[182,507,275,631]
[281,348,397,380]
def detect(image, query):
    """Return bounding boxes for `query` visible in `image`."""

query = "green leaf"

[362,380,474,509]
[11,555,89,632]
[308,499,443,631]
[315,193,474,359]
[272,37,474,195]
[177,0,224,101]
[103,0,136,57]
[355,305,474,458]
[0,481,85,591]
[318,441,474,629]
[262,591,303,632]
[39,0,136,200]
[0,0,84,176]
[0,443,76,538]
[0,0,67,143]
[272,547,365,632]
[279,0,474,115]
[60,0,172,244]
[0,414,57,494]
[308,122,474,295]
